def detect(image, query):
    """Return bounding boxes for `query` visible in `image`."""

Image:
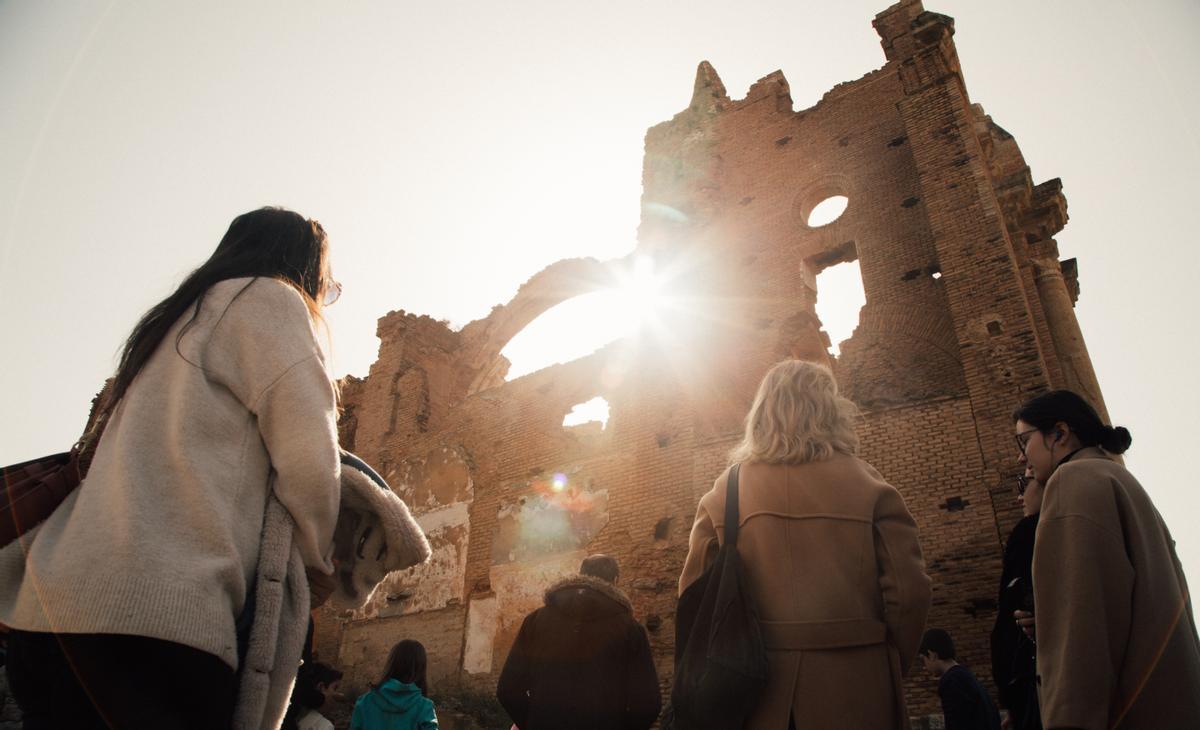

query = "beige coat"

[1033,448,1200,729]
[680,456,931,729]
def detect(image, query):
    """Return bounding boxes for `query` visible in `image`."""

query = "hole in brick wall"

[807,195,849,227]
[887,136,907,148]
[965,597,998,618]
[940,496,969,512]
[815,260,866,358]
[775,136,792,146]
[656,433,670,448]
[645,614,663,632]
[501,292,630,380]
[501,256,667,381]
[654,517,673,540]
[901,269,921,281]
[563,396,610,430]
[987,320,1003,336]
[900,196,920,208]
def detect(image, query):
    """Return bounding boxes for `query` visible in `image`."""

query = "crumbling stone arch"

[457,257,627,394]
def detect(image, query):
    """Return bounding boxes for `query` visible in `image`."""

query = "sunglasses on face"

[1015,474,1030,496]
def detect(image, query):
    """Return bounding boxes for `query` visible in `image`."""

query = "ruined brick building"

[317,0,1108,717]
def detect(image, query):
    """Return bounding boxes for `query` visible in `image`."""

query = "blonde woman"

[679,360,931,729]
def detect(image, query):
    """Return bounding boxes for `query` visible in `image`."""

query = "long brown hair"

[107,207,331,412]
[376,639,428,695]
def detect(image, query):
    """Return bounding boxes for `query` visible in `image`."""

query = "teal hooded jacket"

[349,680,438,730]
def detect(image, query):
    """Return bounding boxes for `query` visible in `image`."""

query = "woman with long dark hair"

[0,207,343,729]
[350,639,438,730]
[1014,389,1200,728]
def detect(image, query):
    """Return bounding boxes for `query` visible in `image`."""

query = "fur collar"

[545,573,632,611]
[330,452,432,610]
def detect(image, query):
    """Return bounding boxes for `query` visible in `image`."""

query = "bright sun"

[501,255,666,381]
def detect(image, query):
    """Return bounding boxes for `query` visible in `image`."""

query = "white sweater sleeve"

[253,356,340,572]
[206,279,341,572]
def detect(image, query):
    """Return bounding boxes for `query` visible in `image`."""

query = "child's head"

[918,628,957,677]
[294,661,343,709]
[379,639,429,696]
[283,661,343,730]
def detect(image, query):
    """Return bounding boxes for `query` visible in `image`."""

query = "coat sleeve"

[678,493,719,596]
[207,279,341,573]
[1034,511,1133,730]
[873,483,932,676]
[497,612,537,728]
[349,697,365,730]
[254,357,341,573]
[624,623,662,730]
[420,697,439,729]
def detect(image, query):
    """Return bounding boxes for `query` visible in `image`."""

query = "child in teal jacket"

[350,640,438,730]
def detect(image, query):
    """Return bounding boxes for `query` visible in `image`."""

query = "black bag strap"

[724,463,741,548]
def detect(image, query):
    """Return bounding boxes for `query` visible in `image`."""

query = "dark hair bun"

[1102,425,1133,454]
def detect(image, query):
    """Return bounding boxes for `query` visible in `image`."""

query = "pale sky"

[3,1,1198,587]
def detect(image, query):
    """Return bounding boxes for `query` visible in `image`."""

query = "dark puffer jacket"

[496,574,661,730]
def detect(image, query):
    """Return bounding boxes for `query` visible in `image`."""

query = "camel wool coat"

[1032,448,1200,729]
[679,455,931,730]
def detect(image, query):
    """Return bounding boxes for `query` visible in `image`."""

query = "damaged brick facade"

[319,0,1107,717]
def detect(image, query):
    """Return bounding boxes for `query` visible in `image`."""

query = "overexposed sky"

[3,1,1198,583]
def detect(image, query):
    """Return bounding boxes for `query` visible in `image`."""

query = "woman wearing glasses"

[989,465,1042,730]
[1,207,344,729]
[1013,389,1200,729]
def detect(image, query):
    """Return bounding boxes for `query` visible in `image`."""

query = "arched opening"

[814,260,866,357]
[499,256,667,380]
[806,195,849,227]
[501,292,628,380]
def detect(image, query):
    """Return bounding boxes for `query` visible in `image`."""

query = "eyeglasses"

[323,280,342,307]
[1014,428,1040,456]
[1015,473,1030,496]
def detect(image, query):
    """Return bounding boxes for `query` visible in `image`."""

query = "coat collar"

[544,573,633,611]
[1067,446,1114,462]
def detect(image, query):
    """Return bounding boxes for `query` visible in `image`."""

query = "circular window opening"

[806,195,849,227]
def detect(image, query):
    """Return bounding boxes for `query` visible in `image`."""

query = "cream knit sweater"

[0,277,341,670]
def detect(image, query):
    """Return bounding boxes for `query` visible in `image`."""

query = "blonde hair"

[730,360,859,464]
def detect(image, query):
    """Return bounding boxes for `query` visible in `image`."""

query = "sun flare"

[501,255,670,380]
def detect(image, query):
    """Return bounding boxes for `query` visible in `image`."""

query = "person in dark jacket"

[496,554,661,730]
[989,466,1042,730]
[921,629,1001,730]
